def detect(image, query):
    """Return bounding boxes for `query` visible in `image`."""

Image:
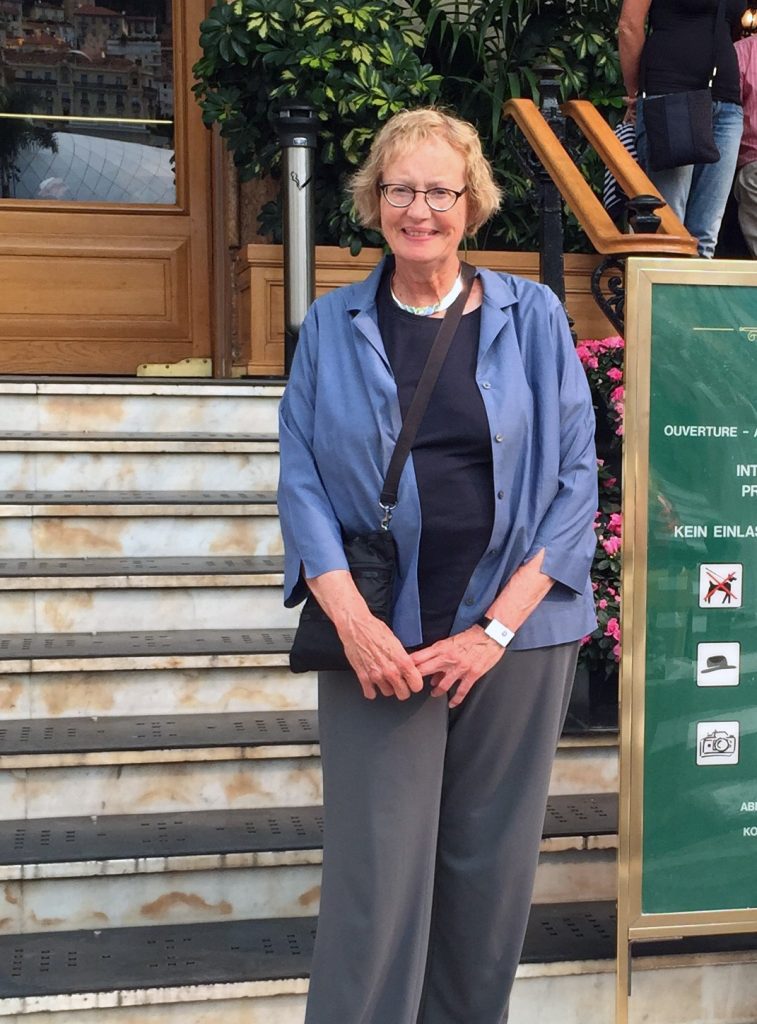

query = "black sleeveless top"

[642,0,743,104]
[376,270,494,645]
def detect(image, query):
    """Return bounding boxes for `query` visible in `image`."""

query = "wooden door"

[0,0,212,374]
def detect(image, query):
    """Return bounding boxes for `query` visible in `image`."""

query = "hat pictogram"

[701,654,737,673]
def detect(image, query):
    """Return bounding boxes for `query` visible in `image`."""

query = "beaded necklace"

[390,269,463,317]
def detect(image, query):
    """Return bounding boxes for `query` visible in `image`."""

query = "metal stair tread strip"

[0,627,294,662]
[0,490,277,505]
[0,555,284,578]
[0,795,618,869]
[0,709,316,755]
[0,432,277,441]
[4,902,757,1001]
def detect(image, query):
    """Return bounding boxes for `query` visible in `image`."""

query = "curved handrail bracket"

[502,98,698,257]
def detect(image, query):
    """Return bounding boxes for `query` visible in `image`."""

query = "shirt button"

[464,596,475,606]
[488,549,498,557]
[481,381,491,389]
[494,433,504,443]
[497,490,505,499]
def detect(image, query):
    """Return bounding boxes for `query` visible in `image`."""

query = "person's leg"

[635,97,694,224]
[416,641,579,1024]
[734,161,757,257]
[685,101,744,257]
[305,671,447,1024]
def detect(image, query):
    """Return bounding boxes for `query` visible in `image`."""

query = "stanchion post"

[274,102,318,375]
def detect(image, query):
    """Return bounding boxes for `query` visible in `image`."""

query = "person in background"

[618,0,744,257]
[734,29,757,255]
[278,107,598,1023]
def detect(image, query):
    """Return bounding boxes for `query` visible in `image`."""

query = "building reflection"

[0,0,175,202]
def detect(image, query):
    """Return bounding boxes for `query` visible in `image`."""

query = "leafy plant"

[193,0,441,252]
[193,0,624,252]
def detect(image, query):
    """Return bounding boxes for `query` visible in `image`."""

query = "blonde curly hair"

[349,108,502,237]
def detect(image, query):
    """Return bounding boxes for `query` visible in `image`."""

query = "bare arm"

[618,0,652,119]
[410,549,555,709]
[305,569,424,701]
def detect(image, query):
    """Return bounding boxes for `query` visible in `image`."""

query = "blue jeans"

[636,98,743,258]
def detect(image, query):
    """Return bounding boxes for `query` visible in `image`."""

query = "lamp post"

[274,102,318,374]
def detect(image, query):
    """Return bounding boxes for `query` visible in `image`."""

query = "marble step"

[0,448,280,493]
[0,555,285,586]
[3,905,757,1021]
[0,381,284,435]
[0,797,618,930]
[0,491,281,559]
[0,796,615,880]
[0,585,297,634]
[1,662,318,719]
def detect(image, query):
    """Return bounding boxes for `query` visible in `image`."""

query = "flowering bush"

[576,336,624,679]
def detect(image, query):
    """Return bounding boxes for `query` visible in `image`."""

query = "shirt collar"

[342,255,521,364]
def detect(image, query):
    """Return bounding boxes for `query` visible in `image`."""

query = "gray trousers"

[304,641,579,1024]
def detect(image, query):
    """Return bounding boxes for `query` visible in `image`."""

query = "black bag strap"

[640,0,725,96]
[379,261,476,526]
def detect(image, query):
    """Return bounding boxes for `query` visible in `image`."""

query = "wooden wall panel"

[236,244,617,376]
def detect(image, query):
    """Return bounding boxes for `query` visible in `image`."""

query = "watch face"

[484,619,514,648]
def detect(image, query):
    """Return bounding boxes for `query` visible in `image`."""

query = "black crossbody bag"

[288,262,476,674]
[641,0,725,172]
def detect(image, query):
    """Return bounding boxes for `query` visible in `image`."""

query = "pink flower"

[602,535,621,556]
[607,367,623,381]
[598,598,608,609]
[610,385,625,403]
[580,634,592,647]
[605,617,621,641]
[613,641,621,660]
[608,513,622,535]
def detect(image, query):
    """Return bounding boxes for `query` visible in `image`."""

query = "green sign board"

[642,281,757,914]
[619,259,757,991]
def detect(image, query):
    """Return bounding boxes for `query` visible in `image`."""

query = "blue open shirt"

[278,258,598,651]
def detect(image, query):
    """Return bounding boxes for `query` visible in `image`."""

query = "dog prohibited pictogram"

[699,563,743,608]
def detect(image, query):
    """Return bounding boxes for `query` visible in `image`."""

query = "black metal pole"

[536,63,567,307]
[274,103,318,375]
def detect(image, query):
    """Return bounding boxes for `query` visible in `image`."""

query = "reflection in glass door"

[0,0,175,204]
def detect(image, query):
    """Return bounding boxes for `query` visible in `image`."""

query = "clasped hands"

[339,612,505,709]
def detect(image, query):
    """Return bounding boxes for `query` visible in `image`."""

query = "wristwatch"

[477,615,516,650]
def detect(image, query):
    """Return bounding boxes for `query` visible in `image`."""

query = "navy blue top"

[376,269,493,643]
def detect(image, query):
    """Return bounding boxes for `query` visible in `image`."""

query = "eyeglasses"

[379,183,467,212]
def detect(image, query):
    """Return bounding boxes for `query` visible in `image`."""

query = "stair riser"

[0,587,297,634]
[1,849,616,933]
[0,389,283,435]
[8,959,757,1024]
[4,994,310,1023]
[0,747,613,818]
[0,759,323,819]
[1,667,317,719]
[0,516,282,559]
[0,454,279,493]
[1,865,321,934]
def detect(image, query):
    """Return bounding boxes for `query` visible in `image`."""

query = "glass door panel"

[0,0,175,204]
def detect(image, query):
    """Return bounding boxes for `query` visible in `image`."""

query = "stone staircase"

[0,379,755,1024]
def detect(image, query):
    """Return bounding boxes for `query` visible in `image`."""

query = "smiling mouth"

[402,229,437,237]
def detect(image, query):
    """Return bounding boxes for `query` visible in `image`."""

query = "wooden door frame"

[0,0,216,376]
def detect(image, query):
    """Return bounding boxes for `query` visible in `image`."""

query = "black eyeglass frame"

[378,183,468,211]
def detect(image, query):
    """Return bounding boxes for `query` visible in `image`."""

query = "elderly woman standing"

[278,108,597,1023]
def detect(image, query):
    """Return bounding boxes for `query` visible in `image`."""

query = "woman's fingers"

[411,629,504,706]
[341,615,424,700]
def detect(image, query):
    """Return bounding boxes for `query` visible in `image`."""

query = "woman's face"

[379,137,469,273]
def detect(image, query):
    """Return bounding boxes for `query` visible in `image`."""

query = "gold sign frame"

[618,256,757,1023]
